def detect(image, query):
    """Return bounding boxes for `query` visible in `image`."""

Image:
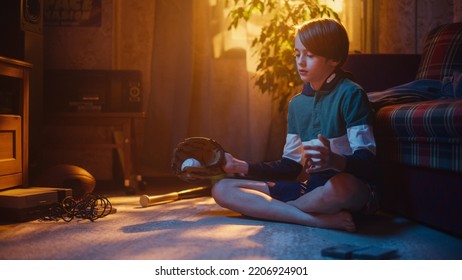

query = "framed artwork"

[44,0,102,27]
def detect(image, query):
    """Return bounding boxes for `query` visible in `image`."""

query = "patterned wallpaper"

[44,0,114,69]
[378,0,461,54]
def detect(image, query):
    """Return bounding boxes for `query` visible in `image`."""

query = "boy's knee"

[324,173,369,208]
[326,173,362,200]
[211,179,232,206]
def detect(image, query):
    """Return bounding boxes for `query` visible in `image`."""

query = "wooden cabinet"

[0,56,31,190]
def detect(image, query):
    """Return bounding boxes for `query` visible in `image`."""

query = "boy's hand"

[304,134,346,173]
[223,153,249,175]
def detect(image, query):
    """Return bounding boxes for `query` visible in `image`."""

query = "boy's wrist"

[331,153,347,172]
[232,159,249,174]
[223,154,249,174]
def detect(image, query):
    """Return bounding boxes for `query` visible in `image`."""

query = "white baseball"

[181,158,202,171]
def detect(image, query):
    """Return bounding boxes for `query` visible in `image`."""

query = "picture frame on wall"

[44,0,102,27]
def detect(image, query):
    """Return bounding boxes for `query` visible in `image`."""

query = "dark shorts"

[268,170,338,202]
[267,170,379,215]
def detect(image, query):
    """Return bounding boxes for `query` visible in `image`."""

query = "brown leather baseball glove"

[171,137,226,182]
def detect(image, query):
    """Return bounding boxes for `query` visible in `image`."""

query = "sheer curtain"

[142,0,280,175]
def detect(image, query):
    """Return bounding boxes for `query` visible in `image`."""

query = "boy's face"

[294,34,338,90]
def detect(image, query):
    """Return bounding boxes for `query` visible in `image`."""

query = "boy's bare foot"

[287,201,356,232]
[313,210,356,232]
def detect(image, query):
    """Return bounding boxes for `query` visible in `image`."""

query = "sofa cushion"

[367,79,442,110]
[375,99,462,172]
[416,22,462,80]
[441,71,462,98]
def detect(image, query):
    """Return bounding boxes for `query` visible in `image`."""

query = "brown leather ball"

[36,164,96,200]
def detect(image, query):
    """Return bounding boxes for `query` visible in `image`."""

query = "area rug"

[0,195,461,260]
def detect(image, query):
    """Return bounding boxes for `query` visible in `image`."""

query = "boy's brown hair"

[296,18,349,67]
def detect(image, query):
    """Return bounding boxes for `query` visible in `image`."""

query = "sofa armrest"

[343,54,421,92]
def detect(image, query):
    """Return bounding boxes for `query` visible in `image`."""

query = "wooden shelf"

[45,112,145,190]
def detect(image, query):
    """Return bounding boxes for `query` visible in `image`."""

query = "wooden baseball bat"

[139,186,211,207]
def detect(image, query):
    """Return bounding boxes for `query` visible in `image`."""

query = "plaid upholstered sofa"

[343,22,462,237]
